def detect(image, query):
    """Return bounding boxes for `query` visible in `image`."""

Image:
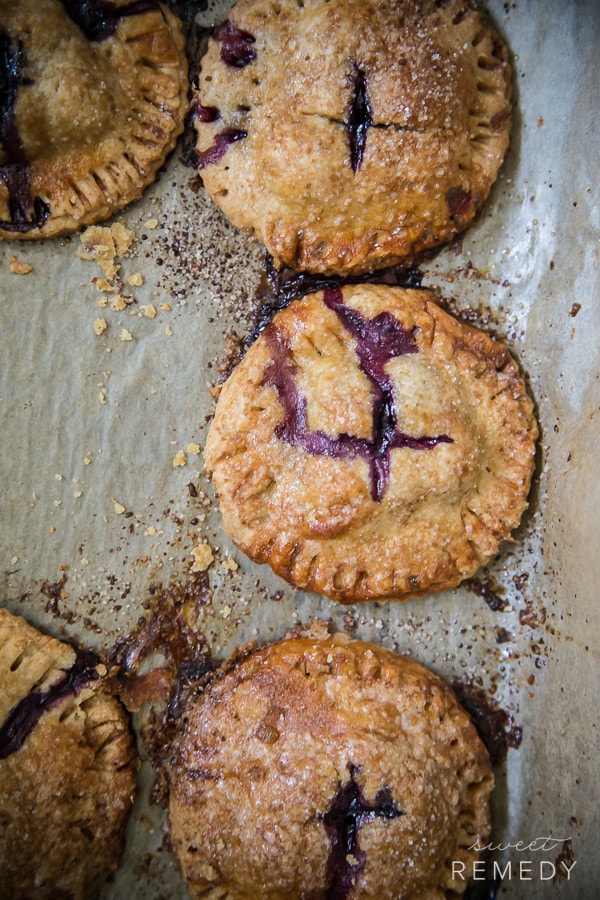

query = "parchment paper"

[1,0,599,896]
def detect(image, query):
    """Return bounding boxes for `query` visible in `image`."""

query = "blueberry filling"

[215,20,256,68]
[59,0,160,43]
[446,186,473,217]
[263,285,452,502]
[0,30,50,232]
[196,126,247,169]
[194,101,221,123]
[0,648,99,759]
[323,764,403,899]
[347,63,373,172]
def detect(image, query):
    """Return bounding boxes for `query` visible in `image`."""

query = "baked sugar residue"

[60,0,160,42]
[246,253,423,346]
[215,20,256,68]
[452,682,522,766]
[0,648,99,759]
[0,31,50,232]
[109,575,213,715]
[347,64,373,172]
[462,576,508,612]
[263,285,452,502]
[323,763,403,900]
[197,127,247,169]
[553,839,576,884]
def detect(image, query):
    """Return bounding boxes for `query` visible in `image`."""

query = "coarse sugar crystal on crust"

[0,0,188,240]
[194,0,512,275]
[0,607,138,898]
[204,283,538,603]
[164,631,494,899]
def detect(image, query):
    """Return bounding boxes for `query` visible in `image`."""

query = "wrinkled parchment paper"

[1,0,598,896]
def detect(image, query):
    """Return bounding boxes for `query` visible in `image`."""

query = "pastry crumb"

[142,304,157,318]
[127,272,143,286]
[112,499,126,515]
[191,544,214,572]
[173,450,187,468]
[119,328,133,342]
[187,442,201,456]
[93,318,108,335]
[221,557,239,572]
[9,256,32,274]
[144,218,159,229]
[144,525,158,536]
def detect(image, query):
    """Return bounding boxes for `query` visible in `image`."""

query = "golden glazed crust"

[166,632,493,899]
[0,0,188,240]
[204,284,538,603]
[0,608,138,898]
[194,0,512,275]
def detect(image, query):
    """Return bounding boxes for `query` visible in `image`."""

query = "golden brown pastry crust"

[0,0,188,240]
[194,0,511,275]
[166,632,493,899]
[0,608,138,898]
[204,284,538,603]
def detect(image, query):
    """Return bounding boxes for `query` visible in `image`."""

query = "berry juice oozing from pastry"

[263,286,452,502]
[215,20,257,68]
[0,648,99,759]
[347,64,373,172]
[0,30,50,232]
[323,764,403,900]
[59,0,160,42]
[197,127,247,169]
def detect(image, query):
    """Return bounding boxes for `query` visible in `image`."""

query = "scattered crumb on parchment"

[93,318,107,335]
[173,450,187,468]
[9,256,32,274]
[191,544,214,572]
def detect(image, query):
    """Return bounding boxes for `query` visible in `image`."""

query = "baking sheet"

[1,0,599,896]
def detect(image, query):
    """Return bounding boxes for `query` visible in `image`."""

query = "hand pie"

[0,0,188,239]
[194,0,512,274]
[204,284,538,603]
[165,632,493,898]
[0,608,137,897]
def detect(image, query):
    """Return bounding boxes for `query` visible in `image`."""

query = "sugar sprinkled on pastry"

[0,607,137,897]
[0,0,188,239]
[204,284,538,603]
[164,631,493,898]
[193,0,512,274]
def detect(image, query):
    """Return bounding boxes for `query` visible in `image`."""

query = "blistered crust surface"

[0,0,188,239]
[195,0,512,274]
[0,608,137,899]
[204,285,538,603]
[166,633,493,899]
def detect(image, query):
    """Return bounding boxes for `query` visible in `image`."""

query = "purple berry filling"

[323,764,403,900]
[215,20,256,68]
[347,64,373,172]
[0,648,100,759]
[194,101,221,124]
[59,0,160,43]
[0,31,50,232]
[196,127,247,169]
[263,286,452,502]
[446,186,473,217]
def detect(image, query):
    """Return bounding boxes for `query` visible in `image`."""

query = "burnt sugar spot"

[347,63,373,172]
[452,682,522,766]
[0,30,51,232]
[59,0,160,42]
[246,253,423,347]
[323,764,403,899]
[196,127,247,169]
[215,20,256,68]
[263,285,452,502]
[0,648,99,759]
